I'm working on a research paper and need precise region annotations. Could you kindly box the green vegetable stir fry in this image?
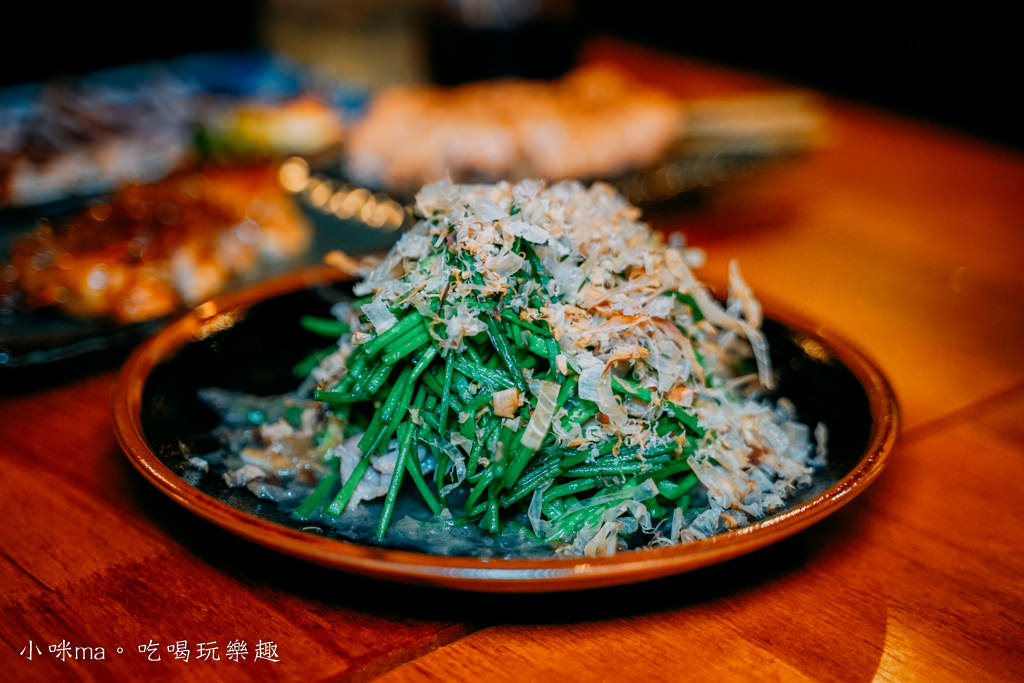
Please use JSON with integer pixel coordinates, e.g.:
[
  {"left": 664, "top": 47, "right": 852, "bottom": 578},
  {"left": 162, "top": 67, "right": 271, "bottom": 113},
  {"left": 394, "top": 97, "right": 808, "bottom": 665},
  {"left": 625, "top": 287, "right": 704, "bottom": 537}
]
[{"left": 222, "top": 179, "right": 825, "bottom": 557}]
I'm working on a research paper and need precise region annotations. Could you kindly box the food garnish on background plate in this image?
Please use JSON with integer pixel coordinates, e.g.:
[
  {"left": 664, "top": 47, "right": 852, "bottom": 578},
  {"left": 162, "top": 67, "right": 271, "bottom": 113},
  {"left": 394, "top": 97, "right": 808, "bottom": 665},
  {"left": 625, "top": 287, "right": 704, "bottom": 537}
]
[{"left": 194, "top": 94, "right": 347, "bottom": 162}]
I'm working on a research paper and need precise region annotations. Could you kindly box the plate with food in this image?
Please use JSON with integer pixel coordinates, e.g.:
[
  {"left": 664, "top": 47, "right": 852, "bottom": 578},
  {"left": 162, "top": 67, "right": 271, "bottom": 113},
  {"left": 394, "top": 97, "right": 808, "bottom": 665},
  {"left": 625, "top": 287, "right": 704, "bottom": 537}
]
[
  {"left": 112, "top": 179, "right": 896, "bottom": 592},
  {"left": 0, "top": 49, "right": 365, "bottom": 211},
  {"left": 0, "top": 159, "right": 407, "bottom": 385},
  {"left": 339, "top": 64, "right": 828, "bottom": 208}
]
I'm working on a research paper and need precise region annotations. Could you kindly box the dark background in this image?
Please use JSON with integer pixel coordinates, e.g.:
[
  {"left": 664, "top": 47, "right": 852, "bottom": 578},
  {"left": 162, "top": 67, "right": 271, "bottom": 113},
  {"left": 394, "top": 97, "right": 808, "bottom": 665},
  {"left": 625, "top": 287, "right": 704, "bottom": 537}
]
[
  {"left": 2, "top": 3, "right": 1019, "bottom": 151},
  {"left": 584, "top": 5, "right": 1021, "bottom": 152}
]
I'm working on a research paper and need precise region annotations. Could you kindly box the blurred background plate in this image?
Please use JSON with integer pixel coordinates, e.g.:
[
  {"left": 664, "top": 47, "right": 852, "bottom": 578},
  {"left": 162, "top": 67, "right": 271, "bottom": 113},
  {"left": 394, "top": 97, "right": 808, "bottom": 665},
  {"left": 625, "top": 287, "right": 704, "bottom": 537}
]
[{"left": 0, "top": 163, "right": 406, "bottom": 390}]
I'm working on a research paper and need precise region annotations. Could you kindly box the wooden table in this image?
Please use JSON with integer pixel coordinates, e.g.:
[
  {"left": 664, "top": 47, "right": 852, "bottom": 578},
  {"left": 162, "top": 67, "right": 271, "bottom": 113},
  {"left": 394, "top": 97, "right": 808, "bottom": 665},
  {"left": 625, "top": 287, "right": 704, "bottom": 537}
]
[{"left": 2, "top": 39, "right": 1022, "bottom": 681}]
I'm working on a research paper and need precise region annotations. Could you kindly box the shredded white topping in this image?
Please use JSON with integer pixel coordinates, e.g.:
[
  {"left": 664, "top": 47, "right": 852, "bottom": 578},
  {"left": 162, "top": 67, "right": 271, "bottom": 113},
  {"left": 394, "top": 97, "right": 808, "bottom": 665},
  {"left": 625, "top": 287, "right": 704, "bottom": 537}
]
[{"left": 316, "top": 178, "right": 824, "bottom": 552}]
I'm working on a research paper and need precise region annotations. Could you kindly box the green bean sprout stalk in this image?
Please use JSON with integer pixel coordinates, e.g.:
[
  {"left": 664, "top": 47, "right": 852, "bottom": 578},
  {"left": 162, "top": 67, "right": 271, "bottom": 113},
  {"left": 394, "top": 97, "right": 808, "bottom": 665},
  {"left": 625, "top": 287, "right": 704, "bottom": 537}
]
[{"left": 283, "top": 178, "right": 826, "bottom": 556}]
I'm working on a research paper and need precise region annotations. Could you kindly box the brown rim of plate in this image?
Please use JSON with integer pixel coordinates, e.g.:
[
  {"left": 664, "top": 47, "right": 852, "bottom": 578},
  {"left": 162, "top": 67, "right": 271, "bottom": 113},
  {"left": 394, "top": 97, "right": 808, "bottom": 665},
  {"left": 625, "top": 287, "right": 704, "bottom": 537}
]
[{"left": 111, "top": 265, "right": 899, "bottom": 593}]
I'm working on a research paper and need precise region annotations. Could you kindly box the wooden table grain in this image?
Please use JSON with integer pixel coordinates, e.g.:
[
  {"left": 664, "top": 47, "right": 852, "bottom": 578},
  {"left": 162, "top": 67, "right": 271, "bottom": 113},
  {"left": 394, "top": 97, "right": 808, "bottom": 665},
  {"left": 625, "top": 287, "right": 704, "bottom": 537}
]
[{"left": 2, "top": 39, "right": 1022, "bottom": 682}]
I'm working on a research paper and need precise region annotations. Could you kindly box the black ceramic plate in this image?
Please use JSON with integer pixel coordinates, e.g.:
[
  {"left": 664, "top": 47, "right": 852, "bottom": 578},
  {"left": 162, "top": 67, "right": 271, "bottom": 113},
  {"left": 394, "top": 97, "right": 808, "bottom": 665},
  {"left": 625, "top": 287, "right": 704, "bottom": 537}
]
[{"left": 112, "top": 268, "right": 898, "bottom": 592}]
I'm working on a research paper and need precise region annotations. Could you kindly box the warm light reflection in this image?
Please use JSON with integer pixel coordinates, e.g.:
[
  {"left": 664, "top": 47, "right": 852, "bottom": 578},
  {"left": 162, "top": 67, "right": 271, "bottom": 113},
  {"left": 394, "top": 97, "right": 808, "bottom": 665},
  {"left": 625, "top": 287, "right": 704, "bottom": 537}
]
[
  {"left": 339, "top": 188, "right": 370, "bottom": 218},
  {"left": 307, "top": 179, "right": 332, "bottom": 208},
  {"left": 328, "top": 190, "right": 349, "bottom": 216},
  {"left": 195, "top": 301, "right": 218, "bottom": 319},
  {"left": 799, "top": 336, "right": 832, "bottom": 363},
  {"left": 195, "top": 311, "right": 238, "bottom": 340},
  {"left": 277, "top": 156, "right": 310, "bottom": 193},
  {"left": 277, "top": 157, "right": 408, "bottom": 233},
  {"left": 358, "top": 196, "right": 379, "bottom": 224}
]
